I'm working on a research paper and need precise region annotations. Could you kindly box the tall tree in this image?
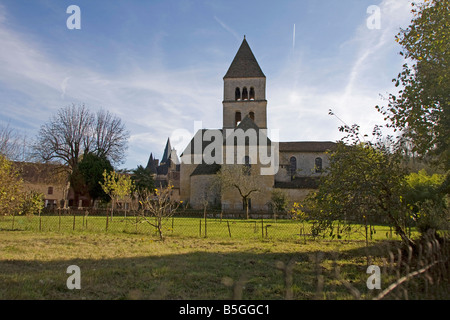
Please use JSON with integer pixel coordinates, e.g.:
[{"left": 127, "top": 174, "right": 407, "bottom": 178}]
[
  {"left": 33, "top": 104, "right": 129, "bottom": 202},
  {"left": 78, "top": 152, "right": 114, "bottom": 203},
  {"left": 33, "top": 104, "right": 130, "bottom": 170},
  {"left": 376, "top": 0, "right": 450, "bottom": 169},
  {"left": 0, "top": 123, "right": 30, "bottom": 161}
]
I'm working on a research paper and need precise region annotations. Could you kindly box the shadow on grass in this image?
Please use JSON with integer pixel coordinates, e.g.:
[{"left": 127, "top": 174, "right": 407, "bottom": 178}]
[{"left": 0, "top": 248, "right": 378, "bottom": 300}]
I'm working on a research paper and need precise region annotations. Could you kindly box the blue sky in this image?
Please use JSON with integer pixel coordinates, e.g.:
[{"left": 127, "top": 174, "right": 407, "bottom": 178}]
[{"left": 0, "top": 0, "right": 416, "bottom": 169}]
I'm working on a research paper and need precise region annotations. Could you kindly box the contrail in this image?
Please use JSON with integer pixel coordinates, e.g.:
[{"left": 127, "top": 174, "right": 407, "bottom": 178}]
[
  {"left": 293, "top": 24, "right": 296, "bottom": 50},
  {"left": 214, "top": 16, "right": 240, "bottom": 41}
]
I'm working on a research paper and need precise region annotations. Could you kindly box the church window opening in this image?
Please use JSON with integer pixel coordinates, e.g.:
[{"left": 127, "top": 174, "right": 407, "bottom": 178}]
[
  {"left": 249, "top": 87, "right": 255, "bottom": 100},
  {"left": 235, "top": 111, "right": 242, "bottom": 126},
  {"left": 242, "top": 87, "right": 248, "bottom": 100},
  {"left": 235, "top": 87, "right": 241, "bottom": 101},
  {"left": 244, "top": 156, "right": 251, "bottom": 175},
  {"left": 289, "top": 156, "right": 297, "bottom": 179},
  {"left": 315, "top": 157, "right": 323, "bottom": 173},
  {"left": 249, "top": 111, "right": 255, "bottom": 121}
]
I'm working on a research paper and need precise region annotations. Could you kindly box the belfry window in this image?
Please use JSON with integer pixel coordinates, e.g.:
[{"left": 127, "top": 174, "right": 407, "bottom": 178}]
[
  {"left": 249, "top": 112, "right": 255, "bottom": 121},
  {"left": 242, "top": 87, "right": 248, "bottom": 100},
  {"left": 249, "top": 87, "right": 255, "bottom": 100},
  {"left": 315, "top": 157, "right": 323, "bottom": 173},
  {"left": 289, "top": 156, "right": 297, "bottom": 179},
  {"left": 235, "top": 87, "right": 241, "bottom": 101},
  {"left": 235, "top": 111, "right": 242, "bottom": 126}
]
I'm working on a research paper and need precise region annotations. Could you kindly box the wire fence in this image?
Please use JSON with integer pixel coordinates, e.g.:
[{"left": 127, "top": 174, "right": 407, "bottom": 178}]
[
  {"left": 0, "top": 207, "right": 409, "bottom": 242},
  {"left": 223, "top": 231, "right": 449, "bottom": 300},
  {"left": 0, "top": 209, "right": 448, "bottom": 299}
]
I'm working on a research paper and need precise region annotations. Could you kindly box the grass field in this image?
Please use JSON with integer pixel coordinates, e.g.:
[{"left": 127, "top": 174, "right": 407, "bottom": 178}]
[
  {"left": 1, "top": 215, "right": 447, "bottom": 300},
  {"left": 0, "top": 213, "right": 406, "bottom": 242}
]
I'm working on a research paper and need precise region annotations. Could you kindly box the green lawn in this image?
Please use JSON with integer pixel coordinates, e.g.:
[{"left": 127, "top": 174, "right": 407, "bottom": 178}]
[
  {"left": 0, "top": 214, "right": 407, "bottom": 242},
  {"left": 0, "top": 231, "right": 385, "bottom": 300},
  {"left": 1, "top": 215, "right": 444, "bottom": 300}
]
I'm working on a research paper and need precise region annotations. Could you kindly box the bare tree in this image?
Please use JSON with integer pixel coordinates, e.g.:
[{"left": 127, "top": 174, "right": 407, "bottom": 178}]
[
  {"left": 33, "top": 103, "right": 130, "bottom": 170},
  {"left": 137, "top": 184, "right": 181, "bottom": 241},
  {"left": 216, "top": 164, "right": 260, "bottom": 219},
  {"left": 94, "top": 109, "right": 129, "bottom": 165},
  {"left": 0, "top": 122, "right": 30, "bottom": 161}
]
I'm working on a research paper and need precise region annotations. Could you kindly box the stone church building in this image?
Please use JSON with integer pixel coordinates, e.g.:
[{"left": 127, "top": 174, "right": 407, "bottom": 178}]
[{"left": 147, "top": 37, "right": 335, "bottom": 213}]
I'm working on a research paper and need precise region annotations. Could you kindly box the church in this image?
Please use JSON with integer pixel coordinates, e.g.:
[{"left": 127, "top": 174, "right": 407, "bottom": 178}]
[{"left": 147, "top": 37, "right": 336, "bottom": 213}]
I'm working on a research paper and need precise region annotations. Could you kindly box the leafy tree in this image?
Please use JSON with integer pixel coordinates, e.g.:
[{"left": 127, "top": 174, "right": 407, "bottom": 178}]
[
  {"left": 404, "top": 169, "right": 449, "bottom": 234},
  {"left": 306, "top": 123, "right": 414, "bottom": 246},
  {"left": 100, "top": 170, "right": 134, "bottom": 219},
  {"left": 376, "top": 0, "right": 450, "bottom": 169},
  {"left": 0, "top": 155, "right": 24, "bottom": 217},
  {"left": 130, "top": 165, "right": 154, "bottom": 197},
  {"left": 270, "top": 188, "right": 290, "bottom": 219},
  {"left": 21, "top": 191, "right": 44, "bottom": 216},
  {"left": 78, "top": 152, "right": 114, "bottom": 204}
]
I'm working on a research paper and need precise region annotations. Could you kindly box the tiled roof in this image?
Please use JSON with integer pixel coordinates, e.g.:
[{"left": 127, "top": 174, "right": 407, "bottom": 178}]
[
  {"left": 274, "top": 177, "right": 320, "bottom": 189},
  {"left": 279, "top": 141, "right": 336, "bottom": 153},
  {"left": 13, "top": 161, "right": 67, "bottom": 184},
  {"left": 190, "top": 163, "right": 221, "bottom": 176},
  {"left": 224, "top": 38, "right": 265, "bottom": 79},
  {"left": 181, "top": 118, "right": 272, "bottom": 157}
]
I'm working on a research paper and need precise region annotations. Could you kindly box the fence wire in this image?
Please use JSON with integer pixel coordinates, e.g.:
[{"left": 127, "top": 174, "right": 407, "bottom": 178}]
[{"left": 0, "top": 208, "right": 410, "bottom": 242}]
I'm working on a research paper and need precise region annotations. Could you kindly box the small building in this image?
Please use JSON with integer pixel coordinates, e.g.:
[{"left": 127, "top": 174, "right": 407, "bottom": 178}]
[{"left": 13, "top": 161, "right": 72, "bottom": 208}]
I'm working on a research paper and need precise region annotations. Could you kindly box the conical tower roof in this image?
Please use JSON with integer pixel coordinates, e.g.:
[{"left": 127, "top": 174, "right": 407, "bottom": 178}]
[
  {"left": 224, "top": 37, "right": 265, "bottom": 79},
  {"left": 145, "top": 153, "right": 157, "bottom": 173},
  {"left": 161, "top": 138, "right": 172, "bottom": 164}
]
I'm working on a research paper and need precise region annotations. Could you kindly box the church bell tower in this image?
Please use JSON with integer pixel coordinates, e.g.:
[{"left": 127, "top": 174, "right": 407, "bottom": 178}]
[{"left": 223, "top": 37, "right": 267, "bottom": 130}]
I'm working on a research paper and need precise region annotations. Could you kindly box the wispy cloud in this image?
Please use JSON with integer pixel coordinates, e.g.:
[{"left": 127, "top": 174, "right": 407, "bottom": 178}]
[
  {"left": 214, "top": 16, "right": 241, "bottom": 41},
  {"left": 268, "top": 0, "right": 414, "bottom": 143},
  {"left": 0, "top": 6, "right": 222, "bottom": 168}
]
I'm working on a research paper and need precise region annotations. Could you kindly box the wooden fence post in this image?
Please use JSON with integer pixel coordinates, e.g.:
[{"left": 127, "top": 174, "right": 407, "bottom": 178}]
[
  {"left": 261, "top": 218, "right": 264, "bottom": 238},
  {"left": 227, "top": 220, "right": 232, "bottom": 238},
  {"left": 58, "top": 208, "right": 61, "bottom": 232}
]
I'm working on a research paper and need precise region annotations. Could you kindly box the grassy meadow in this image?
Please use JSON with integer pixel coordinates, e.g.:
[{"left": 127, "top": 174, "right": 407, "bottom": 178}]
[{"left": 1, "top": 215, "right": 446, "bottom": 300}]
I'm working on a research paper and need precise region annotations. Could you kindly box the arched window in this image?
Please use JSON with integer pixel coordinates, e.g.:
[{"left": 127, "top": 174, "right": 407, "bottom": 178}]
[
  {"left": 249, "top": 87, "right": 255, "bottom": 100},
  {"left": 235, "top": 111, "right": 241, "bottom": 126},
  {"left": 244, "top": 156, "right": 251, "bottom": 175},
  {"left": 242, "top": 87, "right": 248, "bottom": 100},
  {"left": 249, "top": 111, "right": 255, "bottom": 121},
  {"left": 289, "top": 156, "right": 297, "bottom": 178},
  {"left": 315, "top": 157, "right": 323, "bottom": 173},
  {"left": 235, "top": 87, "right": 241, "bottom": 101}
]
